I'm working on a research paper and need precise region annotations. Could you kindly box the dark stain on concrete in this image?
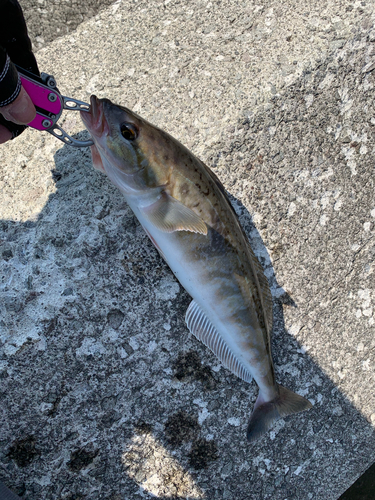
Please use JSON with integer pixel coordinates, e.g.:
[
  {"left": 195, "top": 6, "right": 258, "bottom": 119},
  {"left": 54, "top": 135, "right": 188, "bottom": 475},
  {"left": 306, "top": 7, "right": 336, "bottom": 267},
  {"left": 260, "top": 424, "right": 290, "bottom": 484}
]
[
  {"left": 188, "top": 438, "right": 219, "bottom": 469},
  {"left": 67, "top": 446, "right": 99, "bottom": 472},
  {"left": 7, "top": 436, "right": 39, "bottom": 467},
  {"left": 173, "top": 350, "right": 217, "bottom": 390},
  {"left": 164, "top": 410, "right": 200, "bottom": 446}
]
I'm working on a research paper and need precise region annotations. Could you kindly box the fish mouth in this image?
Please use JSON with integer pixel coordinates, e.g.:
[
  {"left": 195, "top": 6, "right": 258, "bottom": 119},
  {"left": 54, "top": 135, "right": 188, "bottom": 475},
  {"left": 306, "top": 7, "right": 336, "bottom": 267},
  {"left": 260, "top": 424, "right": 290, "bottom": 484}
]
[{"left": 80, "top": 95, "right": 109, "bottom": 138}]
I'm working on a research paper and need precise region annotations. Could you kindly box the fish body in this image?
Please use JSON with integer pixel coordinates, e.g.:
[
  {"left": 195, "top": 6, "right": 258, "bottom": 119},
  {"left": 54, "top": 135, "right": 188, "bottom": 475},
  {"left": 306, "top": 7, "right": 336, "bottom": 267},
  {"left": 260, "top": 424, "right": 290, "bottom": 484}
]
[{"left": 81, "top": 96, "right": 312, "bottom": 441}]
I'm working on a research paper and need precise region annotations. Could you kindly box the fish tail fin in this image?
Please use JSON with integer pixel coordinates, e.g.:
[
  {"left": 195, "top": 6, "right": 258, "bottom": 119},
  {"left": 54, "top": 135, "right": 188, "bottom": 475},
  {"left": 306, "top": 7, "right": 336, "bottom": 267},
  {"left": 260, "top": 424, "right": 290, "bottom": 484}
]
[{"left": 247, "top": 385, "right": 313, "bottom": 442}]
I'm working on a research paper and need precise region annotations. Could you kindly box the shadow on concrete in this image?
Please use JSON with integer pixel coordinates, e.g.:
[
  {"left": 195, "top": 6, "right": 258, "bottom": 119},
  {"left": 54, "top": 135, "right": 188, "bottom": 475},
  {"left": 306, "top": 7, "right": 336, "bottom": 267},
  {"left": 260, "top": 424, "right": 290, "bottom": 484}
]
[{"left": 338, "top": 461, "right": 375, "bottom": 500}]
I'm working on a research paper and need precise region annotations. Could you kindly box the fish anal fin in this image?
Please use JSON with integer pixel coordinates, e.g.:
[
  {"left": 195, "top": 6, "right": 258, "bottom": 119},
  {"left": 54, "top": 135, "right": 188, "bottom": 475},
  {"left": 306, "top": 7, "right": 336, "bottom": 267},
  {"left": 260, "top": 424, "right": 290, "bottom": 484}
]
[
  {"left": 142, "top": 192, "right": 207, "bottom": 235},
  {"left": 185, "top": 300, "right": 252, "bottom": 383}
]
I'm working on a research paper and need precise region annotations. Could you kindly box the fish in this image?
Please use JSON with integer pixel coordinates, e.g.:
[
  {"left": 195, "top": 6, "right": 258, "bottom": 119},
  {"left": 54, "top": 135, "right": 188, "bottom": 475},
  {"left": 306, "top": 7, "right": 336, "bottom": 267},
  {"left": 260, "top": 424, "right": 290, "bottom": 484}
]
[{"left": 80, "top": 96, "right": 312, "bottom": 441}]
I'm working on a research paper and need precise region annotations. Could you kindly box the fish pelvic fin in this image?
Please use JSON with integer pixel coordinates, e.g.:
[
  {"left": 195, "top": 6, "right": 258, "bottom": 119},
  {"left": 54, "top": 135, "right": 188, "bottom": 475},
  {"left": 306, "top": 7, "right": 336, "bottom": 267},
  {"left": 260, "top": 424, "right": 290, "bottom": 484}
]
[{"left": 246, "top": 385, "right": 313, "bottom": 442}]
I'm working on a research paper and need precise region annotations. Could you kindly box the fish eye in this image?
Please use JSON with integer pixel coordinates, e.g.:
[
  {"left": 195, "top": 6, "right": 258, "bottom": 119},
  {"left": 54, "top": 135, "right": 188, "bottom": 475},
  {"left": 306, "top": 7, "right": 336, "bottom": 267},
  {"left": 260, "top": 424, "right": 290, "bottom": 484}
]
[{"left": 120, "top": 122, "right": 138, "bottom": 141}]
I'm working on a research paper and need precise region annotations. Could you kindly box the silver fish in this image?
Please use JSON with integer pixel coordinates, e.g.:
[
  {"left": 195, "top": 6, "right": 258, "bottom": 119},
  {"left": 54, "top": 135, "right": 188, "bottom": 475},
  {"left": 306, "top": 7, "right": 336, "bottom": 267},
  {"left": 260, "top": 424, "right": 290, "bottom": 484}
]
[{"left": 81, "top": 96, "right": 312, "bottom": 441}]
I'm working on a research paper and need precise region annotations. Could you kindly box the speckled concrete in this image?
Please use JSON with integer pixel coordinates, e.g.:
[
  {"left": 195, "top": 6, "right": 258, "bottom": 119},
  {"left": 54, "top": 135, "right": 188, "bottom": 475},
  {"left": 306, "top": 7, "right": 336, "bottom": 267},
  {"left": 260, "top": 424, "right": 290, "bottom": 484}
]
[
  {"left": 19, "top": 0, "right": 116, "bottom": 51},
  {"left": 1, "top": 1, "right": 375, "bottom": 499}
]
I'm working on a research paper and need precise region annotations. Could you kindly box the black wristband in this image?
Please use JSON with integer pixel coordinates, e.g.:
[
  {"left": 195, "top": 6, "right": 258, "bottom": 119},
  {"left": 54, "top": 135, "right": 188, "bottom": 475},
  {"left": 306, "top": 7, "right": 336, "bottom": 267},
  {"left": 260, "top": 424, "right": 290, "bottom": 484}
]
[
  {"left": 0, "top": 48, "right": 25, "bottom": 139},
  {"left": 0, "top": 53, "right": 21, "bottom": 107}
]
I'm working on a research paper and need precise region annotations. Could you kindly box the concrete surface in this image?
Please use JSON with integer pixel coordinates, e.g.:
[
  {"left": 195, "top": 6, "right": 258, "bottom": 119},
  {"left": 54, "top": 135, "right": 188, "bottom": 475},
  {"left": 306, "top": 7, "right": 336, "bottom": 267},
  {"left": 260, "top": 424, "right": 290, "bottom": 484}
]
[
  {"left": 1, "top": 0, "right": 375, "bottom": 499},
  {"left": 19, "top": 0, "right": 116, "bottom": 51}
]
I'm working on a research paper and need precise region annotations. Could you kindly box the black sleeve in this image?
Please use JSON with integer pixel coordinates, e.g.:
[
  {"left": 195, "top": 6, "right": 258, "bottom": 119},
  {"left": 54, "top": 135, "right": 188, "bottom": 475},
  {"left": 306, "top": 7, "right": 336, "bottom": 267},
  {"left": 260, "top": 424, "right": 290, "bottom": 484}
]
[
  {"left": 0, "top": 46, "right": 21, "bottom": 108},
  {"left": 0, "top": 0, "right": 39, "bottom": 138},
  {"left": 0, "top": 0, "right": 39, "bottom": 74}
]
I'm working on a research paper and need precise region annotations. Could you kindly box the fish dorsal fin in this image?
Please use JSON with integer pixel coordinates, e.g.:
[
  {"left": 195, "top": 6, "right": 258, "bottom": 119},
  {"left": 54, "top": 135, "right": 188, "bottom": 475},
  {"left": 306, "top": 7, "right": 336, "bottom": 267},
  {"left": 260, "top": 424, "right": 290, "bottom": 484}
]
[
  {"left": 246, "top": 243, "right": 274, "bottom": 336},
  {"left": 141, "top": 192, "right": 207, "bottom": 235},
  {"left": 233, "top": 272, "right": 255, "bottom": 306},
  {"left": 185, "top": 300, "right": 253, "bottom": 383},
  {"left": 241, "top": 240, "right": 273, "bottom": 338}
]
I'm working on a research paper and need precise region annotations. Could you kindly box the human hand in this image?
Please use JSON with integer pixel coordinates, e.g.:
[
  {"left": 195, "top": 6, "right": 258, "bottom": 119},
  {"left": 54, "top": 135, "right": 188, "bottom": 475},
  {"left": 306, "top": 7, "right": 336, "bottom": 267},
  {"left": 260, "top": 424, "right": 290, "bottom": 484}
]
[
  {"left": 0, "top": 85, "right": 36, "bottom": 143},
  {"left": 0, "top": 0, "right": 39, "bottom": 144}
]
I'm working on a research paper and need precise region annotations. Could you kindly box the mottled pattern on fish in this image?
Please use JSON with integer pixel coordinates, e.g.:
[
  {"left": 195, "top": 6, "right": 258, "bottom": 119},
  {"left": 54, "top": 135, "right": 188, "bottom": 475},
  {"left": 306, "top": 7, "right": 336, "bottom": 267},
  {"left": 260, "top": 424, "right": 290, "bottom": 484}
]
[
  {"left": 123, "top": 123, "right": 275, "bottom": 387},
  {"left": 116, "top": 116, "right": 274, "bottom": 351},
  {"left": 81, "top": 96, "right": 312, "bottom": 441}
]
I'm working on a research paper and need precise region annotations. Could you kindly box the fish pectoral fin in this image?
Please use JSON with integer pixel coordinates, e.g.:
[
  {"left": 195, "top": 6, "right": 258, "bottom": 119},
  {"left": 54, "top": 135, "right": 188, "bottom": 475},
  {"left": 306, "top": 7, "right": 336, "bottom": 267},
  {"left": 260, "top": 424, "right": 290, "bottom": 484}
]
[
  {"left": 185, "top": 300, "right": 253, "bottom": 383},
  {"left": 141, "top": 192, "right": 207, "bottom": 235}
]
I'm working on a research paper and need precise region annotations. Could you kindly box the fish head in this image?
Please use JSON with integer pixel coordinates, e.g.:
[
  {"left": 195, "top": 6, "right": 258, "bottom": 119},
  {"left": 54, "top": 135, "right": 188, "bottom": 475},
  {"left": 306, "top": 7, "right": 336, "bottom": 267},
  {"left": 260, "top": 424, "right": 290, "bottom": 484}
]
[
  {"left": 81, "top": 96, "right": 174, "bottom": 194},
  {"left": 81, "top": 95, "right": 144, "bottom": 176}
]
